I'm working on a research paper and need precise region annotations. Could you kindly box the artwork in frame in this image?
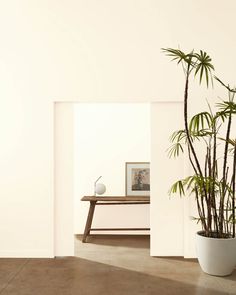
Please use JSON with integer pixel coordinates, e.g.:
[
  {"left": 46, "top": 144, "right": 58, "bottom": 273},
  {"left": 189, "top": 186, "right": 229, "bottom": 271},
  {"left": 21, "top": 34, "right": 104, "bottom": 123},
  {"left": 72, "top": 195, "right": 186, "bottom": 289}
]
[{"left": 125, "top": 162, "right": 150, "bottom": 196}]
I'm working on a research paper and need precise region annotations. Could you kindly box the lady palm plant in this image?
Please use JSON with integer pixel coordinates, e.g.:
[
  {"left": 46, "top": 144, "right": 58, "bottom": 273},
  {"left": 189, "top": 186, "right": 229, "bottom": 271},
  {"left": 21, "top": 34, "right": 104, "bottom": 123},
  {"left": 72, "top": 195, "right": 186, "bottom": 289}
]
[{"left": 163, "top": 48, "right": 236, "bottom": 238}]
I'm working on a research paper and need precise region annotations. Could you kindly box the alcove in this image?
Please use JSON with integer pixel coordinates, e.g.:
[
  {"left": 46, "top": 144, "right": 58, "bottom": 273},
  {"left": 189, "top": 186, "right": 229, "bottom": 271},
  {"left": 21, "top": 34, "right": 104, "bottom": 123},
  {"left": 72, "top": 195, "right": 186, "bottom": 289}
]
[{"left": 54, "top": 101, "right": 185, "bottom": 257}]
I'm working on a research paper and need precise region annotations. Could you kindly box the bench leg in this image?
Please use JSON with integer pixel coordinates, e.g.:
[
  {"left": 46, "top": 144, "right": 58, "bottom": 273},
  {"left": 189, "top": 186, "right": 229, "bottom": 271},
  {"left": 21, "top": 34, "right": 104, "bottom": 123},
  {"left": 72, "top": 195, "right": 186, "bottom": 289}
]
[{"left": 82, "top": 201, "right": 96, "bottom": 243}]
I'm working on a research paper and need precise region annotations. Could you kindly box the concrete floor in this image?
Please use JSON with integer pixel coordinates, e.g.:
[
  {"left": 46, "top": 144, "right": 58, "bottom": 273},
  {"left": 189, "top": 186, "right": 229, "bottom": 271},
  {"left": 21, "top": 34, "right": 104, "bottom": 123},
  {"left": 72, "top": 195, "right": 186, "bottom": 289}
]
[{"left": 0, "top": 235, "right": 235, "bottom": 294}]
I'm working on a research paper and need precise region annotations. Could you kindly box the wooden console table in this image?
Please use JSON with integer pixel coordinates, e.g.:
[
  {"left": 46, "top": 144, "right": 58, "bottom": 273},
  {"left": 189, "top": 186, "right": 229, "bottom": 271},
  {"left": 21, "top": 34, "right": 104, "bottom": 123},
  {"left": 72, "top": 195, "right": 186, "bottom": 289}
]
[{"left": 81, "top": 196, "right": 150, "bottom": 242}]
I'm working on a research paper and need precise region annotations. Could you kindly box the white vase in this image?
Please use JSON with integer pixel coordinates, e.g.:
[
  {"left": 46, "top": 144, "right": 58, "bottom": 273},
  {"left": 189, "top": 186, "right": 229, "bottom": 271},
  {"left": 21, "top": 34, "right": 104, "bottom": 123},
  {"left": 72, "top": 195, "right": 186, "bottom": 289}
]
[{"left": 196, "top": 231, "right": 236, "bottom": 276}]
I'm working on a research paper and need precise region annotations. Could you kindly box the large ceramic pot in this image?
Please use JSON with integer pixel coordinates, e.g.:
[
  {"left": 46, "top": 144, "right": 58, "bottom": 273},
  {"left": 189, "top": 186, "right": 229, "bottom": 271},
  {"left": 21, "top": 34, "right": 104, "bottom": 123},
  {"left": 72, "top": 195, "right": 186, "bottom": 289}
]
[{"left": 196, "top": 231, "right": 236, "bottom": 276}]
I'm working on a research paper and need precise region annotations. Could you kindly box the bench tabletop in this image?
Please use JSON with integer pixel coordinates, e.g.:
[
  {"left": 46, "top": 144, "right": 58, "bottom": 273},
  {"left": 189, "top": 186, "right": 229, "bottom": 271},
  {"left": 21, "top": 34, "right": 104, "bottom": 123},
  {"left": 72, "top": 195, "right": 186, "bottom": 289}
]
[{"left": 81, "top": 196, "right": 150, "bottom": 202}]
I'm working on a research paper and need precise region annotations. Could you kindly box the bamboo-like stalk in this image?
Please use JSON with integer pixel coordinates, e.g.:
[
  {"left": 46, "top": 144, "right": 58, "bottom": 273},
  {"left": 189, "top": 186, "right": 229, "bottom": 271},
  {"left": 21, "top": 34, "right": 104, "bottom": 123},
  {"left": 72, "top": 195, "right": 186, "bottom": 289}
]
[
  {"left": 232, "top": 145, "right": 236, "bottom": 238},
  {"left": 226, "top": 189, "right": 230, "bottom": 234},
  {"left": 183, "top": 71, "right": 209, "bottom": 235},
  {"left": 208, "top": 144, "right": 213, "bottom": 233},
  {"left": 211, "top": 124, "right": 219, "bottom": 234},
  {"left": 187, "top": 145, "right": 207, "bottom": 231},
  {"left": 184, "top": 75, "right": 205, "bottom": 181},
  {"left": 195, "top": 187, "right": 205, "bottom": 230},
  {"left": 223, "top": 167, "right": 229, "bottom": 235},
  {"left": 205, "top": 147, "right": 212, "bottom": 233},
  {"left": 220, "top": 112, "right": 232, "bottom": 236}
]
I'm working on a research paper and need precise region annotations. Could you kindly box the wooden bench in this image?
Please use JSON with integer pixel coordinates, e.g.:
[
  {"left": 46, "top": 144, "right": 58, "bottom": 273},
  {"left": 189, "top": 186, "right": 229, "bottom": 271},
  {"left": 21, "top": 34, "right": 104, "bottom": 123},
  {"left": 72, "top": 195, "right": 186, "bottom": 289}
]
[{"left": 81, "top": 196, "right": 150, "bottom": 242}]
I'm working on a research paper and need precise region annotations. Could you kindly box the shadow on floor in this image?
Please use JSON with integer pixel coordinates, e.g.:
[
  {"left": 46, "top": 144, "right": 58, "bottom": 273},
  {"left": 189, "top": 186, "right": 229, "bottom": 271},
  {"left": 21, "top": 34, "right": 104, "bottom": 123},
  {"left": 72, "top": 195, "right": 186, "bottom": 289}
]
[
  {"left": 75, "top": 234, "right": 150, "bottom": 249},
  {"left": 0, "top": 257, "right": 232, "bottom": 295},
  {"left": 154, "top": 256, "right": 198, "bottom": 264}
]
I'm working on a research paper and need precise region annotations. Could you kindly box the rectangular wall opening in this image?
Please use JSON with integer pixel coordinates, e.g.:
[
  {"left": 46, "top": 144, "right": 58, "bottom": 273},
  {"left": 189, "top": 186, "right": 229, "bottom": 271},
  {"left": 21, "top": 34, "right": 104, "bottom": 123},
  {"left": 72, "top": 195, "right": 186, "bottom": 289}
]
[{"left": 55, "top": 102, "right": 151, "bottom": 257}]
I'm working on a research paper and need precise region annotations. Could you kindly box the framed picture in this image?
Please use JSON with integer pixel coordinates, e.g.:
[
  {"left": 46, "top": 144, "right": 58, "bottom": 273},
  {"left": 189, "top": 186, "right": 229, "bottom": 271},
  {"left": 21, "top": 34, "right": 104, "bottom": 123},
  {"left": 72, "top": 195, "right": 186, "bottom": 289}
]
[{"left": 125, "top": 162, "right": 150, "bottom": 196}]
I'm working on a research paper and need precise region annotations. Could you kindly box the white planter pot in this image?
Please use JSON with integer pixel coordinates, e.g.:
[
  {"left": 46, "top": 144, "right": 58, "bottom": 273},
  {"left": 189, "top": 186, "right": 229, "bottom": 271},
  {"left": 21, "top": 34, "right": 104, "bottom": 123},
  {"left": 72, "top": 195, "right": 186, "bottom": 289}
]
[{"left": 196, "top": 231, "right": 236, "bottom": 276}]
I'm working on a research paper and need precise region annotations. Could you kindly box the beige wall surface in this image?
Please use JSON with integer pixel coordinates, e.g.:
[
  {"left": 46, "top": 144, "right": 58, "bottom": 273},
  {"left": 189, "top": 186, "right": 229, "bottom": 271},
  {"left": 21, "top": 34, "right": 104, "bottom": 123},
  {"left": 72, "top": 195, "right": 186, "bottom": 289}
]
[
  {"left": 0, "top": 0, "right": 235, "bottom": 257},
  {"left": 151, "top": 102, "right": 184, "bottom": 256},
  {"left": 74, "top": 103, "right": 150, "bottom": 235},
  {"left": 54, "top": 103, "right": 74, "bottom": 256}
]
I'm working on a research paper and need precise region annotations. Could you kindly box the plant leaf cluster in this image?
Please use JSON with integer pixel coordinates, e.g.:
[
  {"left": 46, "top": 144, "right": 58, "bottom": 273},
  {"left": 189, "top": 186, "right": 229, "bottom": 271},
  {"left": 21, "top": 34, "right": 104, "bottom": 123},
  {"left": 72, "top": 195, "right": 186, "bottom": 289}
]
[{"left": 163, "top": 47, "right": 236, "bottom": 238}]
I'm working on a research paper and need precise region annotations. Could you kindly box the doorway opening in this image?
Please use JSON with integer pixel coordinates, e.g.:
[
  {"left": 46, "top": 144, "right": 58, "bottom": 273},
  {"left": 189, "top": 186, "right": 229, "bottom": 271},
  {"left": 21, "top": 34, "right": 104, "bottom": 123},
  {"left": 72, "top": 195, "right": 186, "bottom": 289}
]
[{"left": 54, "top": 102, "right": 151, "bottom": 257}]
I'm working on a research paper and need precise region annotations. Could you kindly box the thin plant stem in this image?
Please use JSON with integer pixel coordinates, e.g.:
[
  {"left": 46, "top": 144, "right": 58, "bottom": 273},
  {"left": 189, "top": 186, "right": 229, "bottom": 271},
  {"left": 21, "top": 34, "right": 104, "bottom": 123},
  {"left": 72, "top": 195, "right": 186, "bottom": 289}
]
[
  {"left": 232, "top": 145, "right": 236, "bottom": 237},
  {"left": 220, "top": 112, "right": 232, "bottom": 236}
]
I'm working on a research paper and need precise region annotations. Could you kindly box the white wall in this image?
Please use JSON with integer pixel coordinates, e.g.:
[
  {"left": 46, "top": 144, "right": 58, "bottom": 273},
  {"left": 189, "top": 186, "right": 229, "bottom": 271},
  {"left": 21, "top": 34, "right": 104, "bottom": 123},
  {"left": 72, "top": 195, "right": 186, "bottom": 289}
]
[
  {"left": 74, "top": 103, "right": 150, "bottom": 234},
  {"left": 0, "top": 0, "right": 236, "bottom": 257},
  {"left": 0, "top": 100, "right": 54, "bottom": 258},
  {"left": 54, "top": 103, "right": 74, "bottom": 256},
  {"left": 151, "top": 102, "right": 185, "bottom": 256}
]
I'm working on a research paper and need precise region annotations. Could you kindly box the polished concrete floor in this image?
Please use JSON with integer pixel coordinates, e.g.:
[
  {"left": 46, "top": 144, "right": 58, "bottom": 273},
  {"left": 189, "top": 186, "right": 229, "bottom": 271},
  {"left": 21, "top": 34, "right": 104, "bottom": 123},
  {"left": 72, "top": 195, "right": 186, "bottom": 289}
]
[{"left": 0, "top": 235, "right": 235, "bottom": 294}]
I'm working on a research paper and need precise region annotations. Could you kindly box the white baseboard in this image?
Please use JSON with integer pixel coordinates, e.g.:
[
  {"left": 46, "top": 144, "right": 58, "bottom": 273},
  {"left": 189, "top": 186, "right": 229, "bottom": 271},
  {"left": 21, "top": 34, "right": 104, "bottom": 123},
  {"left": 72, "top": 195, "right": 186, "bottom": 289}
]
[{"left": 0, "top": 250, "right": 54, "bottom": 258}]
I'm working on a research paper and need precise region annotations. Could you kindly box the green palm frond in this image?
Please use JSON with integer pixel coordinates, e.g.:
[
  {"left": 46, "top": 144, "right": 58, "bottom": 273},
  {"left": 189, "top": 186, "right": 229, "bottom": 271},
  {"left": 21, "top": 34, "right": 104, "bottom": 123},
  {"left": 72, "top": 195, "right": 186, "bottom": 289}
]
[
  {"left": 170, "top": 129, "right": 187, "bottom": 143},
  {"left": 183, "top": 175, "right": 200, "bottom": 190},
  {"left": 193, "top": 50, "right": 214, "bottom": 86},
  {"left": 169, "top": 175, "right": 197, "bottom": 196},
  {"left": 170, "top": 129, "right": 202, "bottom": 144},
  {"left": 185, "top": 175, "right": 210, "bottom": 193},
  {"left": 189, "top": 112, "right": 213, "bottom": 133},
  {"left": 163, "top": 48, "right": 214, "bottom": 86},
  {"left": 214, "top": 110, "right": 229, "bottom": 122},
  {"left": 218, "top": 137, "right": 236, "bottom": 147},
  {"left": 162, "top": 48, "right": 191, "bottom": 65},
  {"left": 169, "top": 175, "right": 206, "bottom": 196},
  {"left": 169, "top": 179, "right": 186, "bottom": 196},
  {"left": 170, "top": 174, "right": 223, "bottom": 197},
  {"left": 216, "top": 101, "right": 236, "bottom": 114},
  {"left": 167, "top": 143, "right": 184, "bottom": 158},
  {"left": 191, "top": 129, "right": 214, "bottom": 138}
]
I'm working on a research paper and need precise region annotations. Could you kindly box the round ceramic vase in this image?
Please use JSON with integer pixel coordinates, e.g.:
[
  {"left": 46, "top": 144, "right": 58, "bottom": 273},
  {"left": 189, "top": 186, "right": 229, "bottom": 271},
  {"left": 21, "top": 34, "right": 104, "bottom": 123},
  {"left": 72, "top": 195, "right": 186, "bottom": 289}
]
[
  {"left": 196, "top": 231, "right": 236, "bottom": 276},
  {"left": 95, "top": 183, "right": 106, "bottom": 195}
]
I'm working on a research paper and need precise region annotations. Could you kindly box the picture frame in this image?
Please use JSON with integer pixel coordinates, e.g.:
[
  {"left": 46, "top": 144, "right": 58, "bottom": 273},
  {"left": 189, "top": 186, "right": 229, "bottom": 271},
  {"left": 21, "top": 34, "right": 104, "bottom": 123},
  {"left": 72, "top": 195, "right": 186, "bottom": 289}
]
[{"left": 125, "top": 162, "right": 150, "bottom": 196}]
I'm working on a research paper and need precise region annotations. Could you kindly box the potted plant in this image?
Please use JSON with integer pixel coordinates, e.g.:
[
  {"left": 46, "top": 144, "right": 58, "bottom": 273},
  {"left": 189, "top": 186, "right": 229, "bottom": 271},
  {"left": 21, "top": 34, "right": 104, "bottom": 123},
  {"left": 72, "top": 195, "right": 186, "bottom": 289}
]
[{"left": 163, "top": 48, "right": 236, "bottom": 276}]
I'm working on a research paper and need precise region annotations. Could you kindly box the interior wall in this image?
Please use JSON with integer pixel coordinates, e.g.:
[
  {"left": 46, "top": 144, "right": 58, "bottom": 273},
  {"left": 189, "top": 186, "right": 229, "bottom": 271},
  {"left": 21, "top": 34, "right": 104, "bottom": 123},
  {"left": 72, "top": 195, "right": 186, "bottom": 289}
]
[
  {"left": 54, "top": 103, "right": 74, "bottom": 256},
  {"left": 151, "top": 102, "right": 185, "bottom": 256},
  {"left": 74, "top": 103, "right": 150, "bottom": 234},
  {"left": 0, "top": 0, "right": 236, "bottom": 257},
  {"left": 0, "top": 100, "right": 54, "bottom": 258}
]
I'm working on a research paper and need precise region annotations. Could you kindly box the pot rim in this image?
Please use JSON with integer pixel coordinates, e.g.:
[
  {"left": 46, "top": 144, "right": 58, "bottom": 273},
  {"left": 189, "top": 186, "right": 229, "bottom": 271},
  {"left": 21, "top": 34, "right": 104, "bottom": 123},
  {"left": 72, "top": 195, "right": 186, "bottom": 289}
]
[{"left": 196, "top": 230, "right": 236, "bottom": 241}]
